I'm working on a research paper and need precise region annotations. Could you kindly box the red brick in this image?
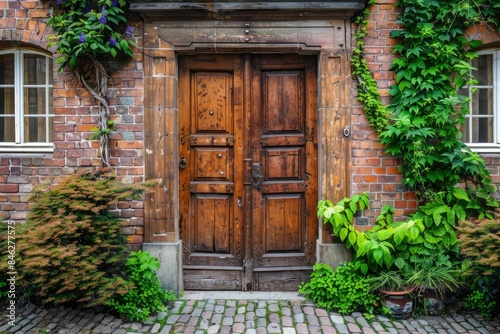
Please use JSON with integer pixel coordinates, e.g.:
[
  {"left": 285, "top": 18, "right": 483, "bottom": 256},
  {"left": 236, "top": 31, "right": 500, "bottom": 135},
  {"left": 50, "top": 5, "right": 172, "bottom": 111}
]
[{"left": 0, "top": 184, "right": 19, "bottom": 193}]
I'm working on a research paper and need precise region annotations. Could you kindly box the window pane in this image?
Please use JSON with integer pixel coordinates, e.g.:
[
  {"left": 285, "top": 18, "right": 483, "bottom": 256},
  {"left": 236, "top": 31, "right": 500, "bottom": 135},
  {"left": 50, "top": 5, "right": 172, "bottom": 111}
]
[
  {"left": 24, "top": 54, "right": 47, "bottom": 85},
  {"left": 471, "top": 54, "right": 493, "bottom": 86},
  {"left": 24, "top": 87, "right": 47, "bottom": 114},
  {"left": 0, "top": 88, "right": 15, "bottom": 115},
  {"left": 0, "top": 54, "right": 15, "bottom": 85},
  {"left": 471, "top": 117, "right": 493, "bottom": 143},
  {"left": 24, "top": 117, "right": 46, "bottom": 142},
  {"left": 471, "top": 88, "right": 493, "bottom": 116},
  {"left": 0, "top": 117, "right": 15, "bottom": 142}
]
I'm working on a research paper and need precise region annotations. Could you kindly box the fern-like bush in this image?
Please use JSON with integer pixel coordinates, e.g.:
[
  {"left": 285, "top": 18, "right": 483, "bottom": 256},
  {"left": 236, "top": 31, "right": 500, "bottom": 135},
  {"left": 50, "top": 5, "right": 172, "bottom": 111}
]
[
  {"left": 106, "top": 250, "right": 176, "bottom": 321},
  {"left": 17, "top": 168, "right": 152, "bottom": 307},
  {"left": 457, "top": 211, "right": 500, "bottom": 318},
  {"left": 298, "top": 262, "right": 382, "bottom": 318}
]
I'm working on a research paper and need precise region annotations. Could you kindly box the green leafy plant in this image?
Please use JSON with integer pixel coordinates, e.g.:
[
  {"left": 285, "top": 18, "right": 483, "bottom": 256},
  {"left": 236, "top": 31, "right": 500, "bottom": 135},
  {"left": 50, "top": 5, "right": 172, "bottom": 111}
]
[
  {"left": 298, "top": 262, "right": 383, "bottom": 318},
  {"left": 378, "top": 0, "right": 499, "bottom": 205},
  {"left": 106, "top": 250, "right": 176, "bottom": 321},
  {"left": 463, "top": 287, "right": 498, "bottom": 319},
  {"left": 47, "top": 0, "right": 137, "bottom": 166},
  {"left": 406, "top": 251, "right": 462, "bottom": 296},
  {"left": 318, "top": 194, "right": 426, "bottom": 274},
  {"left": 351, "top": 0, "right": 388, "bottom": 134},
  {"left": 17, "top": 168, "right": 153, "bottom": 307},
  {"left": 48, "top": 0, "right": 135, "bottom": 71}
]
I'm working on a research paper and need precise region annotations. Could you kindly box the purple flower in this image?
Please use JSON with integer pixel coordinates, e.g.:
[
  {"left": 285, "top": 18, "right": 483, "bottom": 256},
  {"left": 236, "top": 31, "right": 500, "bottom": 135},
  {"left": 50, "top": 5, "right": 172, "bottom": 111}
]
[
  {"left": 99, "top": 6, "right": 107, "bottom": 24},
  {"left": 79, "top": 32, "right": 86, "bottom": 43},
  {"left": 56, "top": 0, "right": 63, "bottom": 5},
  {"left": 124, "top": 26, "right": 133, "bottom": 37},
  {"left": 109, "top": 37, "right": 117, "bottom": 47},
  {"left": 84, "top": 5, "right": 92, "bottom": 13},
  {"left": 111, "top": 0, "right": 118, "bottom": 6}
]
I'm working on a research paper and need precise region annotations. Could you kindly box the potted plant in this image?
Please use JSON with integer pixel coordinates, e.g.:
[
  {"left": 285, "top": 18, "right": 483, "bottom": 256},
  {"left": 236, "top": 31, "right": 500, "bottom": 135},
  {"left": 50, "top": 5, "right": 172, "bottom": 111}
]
[
  {"left": 406, "top": 251, "right": 462, "bottom": 315},
  {"left": 367, "top": 270, "right": 416, "bottom": 319}
]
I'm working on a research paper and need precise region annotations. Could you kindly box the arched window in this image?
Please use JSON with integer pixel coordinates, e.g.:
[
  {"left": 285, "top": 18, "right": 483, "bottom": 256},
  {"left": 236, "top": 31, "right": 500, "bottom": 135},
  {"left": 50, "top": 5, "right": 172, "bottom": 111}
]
[
  {"left": 0, "top": 48, "right": 54, "bottom": 153},
  {"left": 461, "top": 49, "right": 500, "bottom": 151}
]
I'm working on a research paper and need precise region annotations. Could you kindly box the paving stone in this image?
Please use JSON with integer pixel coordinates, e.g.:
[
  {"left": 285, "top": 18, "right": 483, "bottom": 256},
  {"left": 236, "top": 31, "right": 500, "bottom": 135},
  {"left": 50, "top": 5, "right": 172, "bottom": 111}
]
[
  {"left": 330, "top": 313, "right": 344, "bottom": 324},
  {"left": 268, "top": 303, "right": 279, "bottom": 312},
  {"left": 308, "top": 325, "right": 322, "bottom": 334},
  {"left": 283, "top": 328, "right": 297, "bottom": 334},
  {"left": 256, "top": 308, "right": 266, "bottom": 317},
  {"left": 321, "top": 325, "right": 336, "bottom": 334},
  {"left": 293, "top": 313, "right": 304, "bottom": 323},
  {"left": 206, "top": 324, "right": 220, "bottom": 334},
  {"left": 282, "top": 316, "right": 293, "bottom": 327},
  {"left": 307, "top": 314, "right": 320, "bottom": 326},
  {"left": 222, "top": 316, "right": 234, "bottom": 326},
  {"left": 225, "top": 307, "right": 236, "bottom": 316},
  {"left": 256, "top": 317, "right": 267, "bottom": 327},
  {"left": 282, "top": 307, "right": 292, "bottom": 317},
  {"left": 334, "top": 322, "right": 349, "bottom": 334},
  {"left": 232, "top": 322, "right": 245, "bottom": 333},
  {"left": 151, "top": 323, "right": 162, "bottom": 334},
  {"left": 269, "top": 313, "right": 280, "bottom": 323},
  {"left": 347, "top": 322, "right": 362, "bottom": 332},
  {"left": 211, "top": 313, "right": 222, "bottom": 325}
]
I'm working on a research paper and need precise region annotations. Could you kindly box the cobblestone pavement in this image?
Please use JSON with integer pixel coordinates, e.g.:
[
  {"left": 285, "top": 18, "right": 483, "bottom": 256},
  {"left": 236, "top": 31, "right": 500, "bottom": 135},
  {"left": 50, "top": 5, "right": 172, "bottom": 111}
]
[{"left": 1, "top": 292, "right": 499, "bottom": 334}]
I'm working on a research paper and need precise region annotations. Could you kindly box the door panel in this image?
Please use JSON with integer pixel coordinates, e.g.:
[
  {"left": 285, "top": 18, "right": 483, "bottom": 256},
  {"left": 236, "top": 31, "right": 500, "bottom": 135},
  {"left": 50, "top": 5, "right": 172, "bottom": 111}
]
[
  {"left": 179, "top": 54, "right": 317, "bottom": 291},
  {"left": 250, "top": 55, "right": 318, "bottom": 291},
  {"left": 179, "top": 55, "right": 244, "bottom": 290}
]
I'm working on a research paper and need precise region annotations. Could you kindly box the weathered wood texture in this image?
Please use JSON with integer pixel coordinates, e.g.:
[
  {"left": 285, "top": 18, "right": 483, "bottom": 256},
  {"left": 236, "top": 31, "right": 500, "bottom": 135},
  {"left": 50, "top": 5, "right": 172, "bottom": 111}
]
[
  {"left": 318, "top": 51, "right": 352, "bottom": 243},
  {"left": 179, "top": 54, "right": 318, "bottom": 291},
  {"left": 143, "top": 47, "right": 180, "bottom": 243},
  {"left": 131, "top": 1, "right": 364, "bottom": 21}
]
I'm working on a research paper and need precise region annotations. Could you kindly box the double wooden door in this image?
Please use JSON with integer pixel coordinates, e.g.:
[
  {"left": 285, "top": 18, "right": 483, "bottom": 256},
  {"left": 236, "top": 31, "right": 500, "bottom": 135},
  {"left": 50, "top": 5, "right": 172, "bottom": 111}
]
[{"left": 179, "top": 54, "right": 318, "bottom": 291}]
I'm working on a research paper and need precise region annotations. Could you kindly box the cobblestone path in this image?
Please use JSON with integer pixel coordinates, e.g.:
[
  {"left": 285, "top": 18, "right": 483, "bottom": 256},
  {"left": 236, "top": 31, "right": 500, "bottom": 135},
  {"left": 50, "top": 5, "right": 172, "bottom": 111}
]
[{"left": 1, "top": 296, "right": 499, "bottom": 333}]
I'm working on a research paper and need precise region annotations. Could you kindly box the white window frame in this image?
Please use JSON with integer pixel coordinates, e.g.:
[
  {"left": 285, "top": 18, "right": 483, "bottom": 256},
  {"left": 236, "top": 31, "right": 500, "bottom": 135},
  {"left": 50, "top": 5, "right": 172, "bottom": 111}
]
[
  {"left": 463, "top": 49, "right": 500, "bottom": 153},
  {"left": 0, "top": 48, "right": 54, "bottom": 153}
]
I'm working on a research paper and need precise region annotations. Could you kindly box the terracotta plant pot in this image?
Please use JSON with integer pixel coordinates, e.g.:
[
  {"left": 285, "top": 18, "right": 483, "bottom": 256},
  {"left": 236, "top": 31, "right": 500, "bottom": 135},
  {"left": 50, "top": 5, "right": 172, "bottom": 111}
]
[{"left": 379, "top": 288, "right": 415, "bottom": 319}]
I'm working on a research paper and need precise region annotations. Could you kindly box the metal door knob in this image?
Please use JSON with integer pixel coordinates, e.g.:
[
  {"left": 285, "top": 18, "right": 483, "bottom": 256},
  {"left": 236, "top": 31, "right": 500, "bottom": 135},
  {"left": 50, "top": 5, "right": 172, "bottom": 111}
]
[{"left": 179, "top": 158, "right": 188, "bottom": 169}]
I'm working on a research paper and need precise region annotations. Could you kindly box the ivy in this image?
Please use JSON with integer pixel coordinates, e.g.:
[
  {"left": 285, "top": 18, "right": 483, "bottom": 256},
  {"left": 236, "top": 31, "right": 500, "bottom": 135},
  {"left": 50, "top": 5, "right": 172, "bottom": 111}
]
[
  {"left": 351, "top": 0, "right": 388, "bottom": 133},
  {"left": 378, "top": 0, "right": 500, "bottom": 204}
]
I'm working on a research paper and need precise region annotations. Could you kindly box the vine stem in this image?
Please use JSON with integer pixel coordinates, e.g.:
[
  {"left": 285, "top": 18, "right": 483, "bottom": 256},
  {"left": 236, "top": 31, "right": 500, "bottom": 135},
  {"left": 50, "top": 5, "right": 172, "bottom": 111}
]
[{"left": 74, "top": 56, "right": 111, "bottom": 167}]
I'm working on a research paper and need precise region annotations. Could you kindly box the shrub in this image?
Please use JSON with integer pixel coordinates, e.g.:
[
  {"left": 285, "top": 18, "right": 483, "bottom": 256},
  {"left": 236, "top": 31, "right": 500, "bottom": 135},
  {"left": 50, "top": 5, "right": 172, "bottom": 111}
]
[
  {"left": 457, "top": 213, "right": 500, "bottom": 318},
  {"left": 106, "top": 250, "right": 176, "bottom": 321},
  {"left": 17, "top": 168, "right": 153, "bottom": 307},
  {"left": 298, "top": 262, "right": 382, "bottom": 317}
]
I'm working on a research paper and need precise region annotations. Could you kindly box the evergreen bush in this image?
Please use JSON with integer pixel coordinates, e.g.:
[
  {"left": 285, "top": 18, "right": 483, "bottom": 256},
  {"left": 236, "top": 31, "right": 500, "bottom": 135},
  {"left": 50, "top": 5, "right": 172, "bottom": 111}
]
[{"left": 17, "top": 168, "right": 153, "bottom": 307}]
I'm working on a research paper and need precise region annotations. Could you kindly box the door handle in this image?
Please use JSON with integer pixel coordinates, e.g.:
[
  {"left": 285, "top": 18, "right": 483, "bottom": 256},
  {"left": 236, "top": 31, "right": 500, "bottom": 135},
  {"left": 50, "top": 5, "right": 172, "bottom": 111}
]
[
  {"left": 252, "top": 163, "right": 264, "bottom": 189},
  {"left": 179, "top": 157, "right": 188, "bottom": 169}
]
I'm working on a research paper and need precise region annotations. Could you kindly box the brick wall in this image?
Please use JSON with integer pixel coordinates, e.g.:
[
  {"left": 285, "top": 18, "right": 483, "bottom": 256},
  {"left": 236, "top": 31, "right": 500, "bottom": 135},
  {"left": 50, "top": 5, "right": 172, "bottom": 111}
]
[
  {"left": 350, "top": 0, "right": 418, "bottom": 227},
  {"left": 1, "top": 0, "right": 499, "bottom": 241},
  {"left": 0, "top": 0, "right": 145, "bottom": 249}
]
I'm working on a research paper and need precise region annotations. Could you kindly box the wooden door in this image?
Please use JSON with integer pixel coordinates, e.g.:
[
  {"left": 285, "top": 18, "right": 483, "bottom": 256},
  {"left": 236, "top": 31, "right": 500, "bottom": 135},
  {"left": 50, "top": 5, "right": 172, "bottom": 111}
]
[{"left": 179, "top": 54, "right": 317, "bottom": 291}]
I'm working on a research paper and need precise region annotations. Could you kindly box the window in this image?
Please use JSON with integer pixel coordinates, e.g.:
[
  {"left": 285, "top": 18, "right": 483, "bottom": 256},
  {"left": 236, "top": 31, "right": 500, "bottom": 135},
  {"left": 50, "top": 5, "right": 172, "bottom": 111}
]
[
  {"left": 0, "top": 48, "right": 54, "bottom": 153},
  {"left": 461, "top": 50, "right": 499, "bottom": 152}
]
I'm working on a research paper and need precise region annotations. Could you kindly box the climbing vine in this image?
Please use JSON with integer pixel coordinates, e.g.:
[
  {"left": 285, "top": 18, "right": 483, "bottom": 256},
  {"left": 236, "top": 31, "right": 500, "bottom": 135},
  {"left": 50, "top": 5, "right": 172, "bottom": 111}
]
[
  {"left": 48, "top": 0, "right": 136, "bottom": 166},
  {"left": 353, "top": 0, "right": 500, "bottom": 209}
]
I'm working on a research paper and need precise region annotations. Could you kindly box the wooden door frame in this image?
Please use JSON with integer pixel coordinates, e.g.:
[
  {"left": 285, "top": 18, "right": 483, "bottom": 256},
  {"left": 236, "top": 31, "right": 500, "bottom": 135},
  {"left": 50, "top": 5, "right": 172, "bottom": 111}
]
[{"left": 141, "top": 21, "right": 353, "bottom": 294}]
